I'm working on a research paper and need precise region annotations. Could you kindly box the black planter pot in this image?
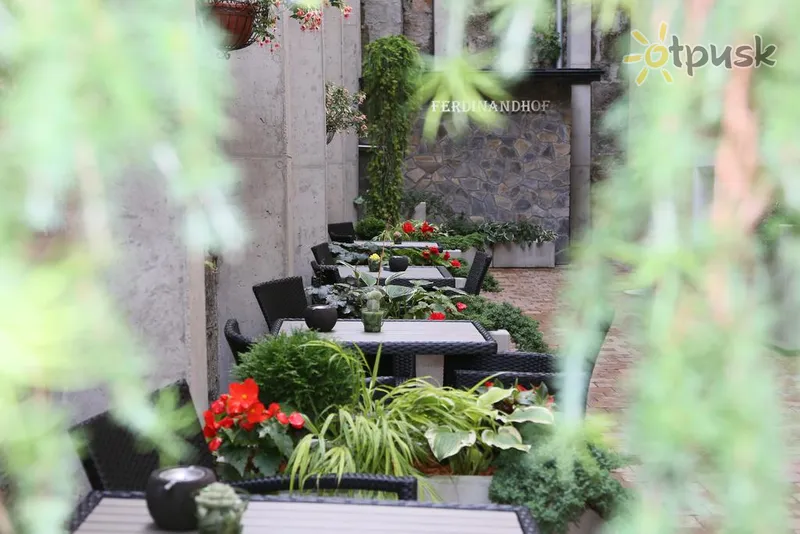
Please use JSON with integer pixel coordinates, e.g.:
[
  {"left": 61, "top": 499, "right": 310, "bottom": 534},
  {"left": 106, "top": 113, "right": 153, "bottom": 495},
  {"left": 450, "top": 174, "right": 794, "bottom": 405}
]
[
  {"left": 388, "top": 256, "right": 409, "bottom": 271},
  {"left": 304, "top": 305, "right": 338, "bottom": 332},
  {"left": 146, "top": 466, "right": 217, "bottom": 531}
]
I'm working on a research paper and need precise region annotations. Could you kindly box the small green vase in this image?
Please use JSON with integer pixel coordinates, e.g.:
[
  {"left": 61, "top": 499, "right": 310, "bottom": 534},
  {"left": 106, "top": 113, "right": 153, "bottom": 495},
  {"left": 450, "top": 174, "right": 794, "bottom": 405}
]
[
  {"left": 368, "top": 260, "right": 380, "bottom": 272},
  {"left": 362, "top": 310, "right": 384, "bottom": 333}
]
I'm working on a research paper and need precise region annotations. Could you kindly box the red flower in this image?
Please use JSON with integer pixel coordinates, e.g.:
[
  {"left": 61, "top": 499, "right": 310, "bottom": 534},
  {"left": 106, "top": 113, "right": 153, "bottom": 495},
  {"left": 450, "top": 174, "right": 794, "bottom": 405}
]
[
  {"left": 450, "top": 259, "right": 461, "bottom": 268},
  {"left": 288, "top": 412, "right": 305, "bottom": 429},
  {"left": 218, "top": 417, "right": 235, "bottom": 429},
  {"left": 246, "top": 402, "right": 269, "bottom": 425},
  {"left": 402, "top": 221, "right": 414, "bottom": 234},
  {"left": 210, "top": 398, "right": 226, "bottom": 415},
  {"left": 228, "top": 378, "right": 259, "bottom": 415},
  {"left": 456, "top": 302, "right": 467, "bottom": 312},
  {"left": 267, "top": 403, "right": 280, "bottom": 418},
  {"left": 515, "top": 384, "right": 527, "bottom": 392},
  {"left": 276, "top": 412, "right": 290, "bottom": 425},
  {"left": 443, "top": 251, "right": 450, "bottom": 260},
  {"left": 240, "top": 420, "right": 255, "bottom": 431},
  {"left": 202, "top": 410, "right": 218, "bottom": 438},
  {"left": 428, "top": 312, "right": 446, "bottom": 320},
  {"left": 429, "top": 245, "right": 439, "bottom": 255},
  {"left": 484, "top": 381, "right": 494, "bottom": 388},
  {"left": 208, "top": 437, "right": 222, "bottom": 452},
  {"left": 547, "top": 395, "right": 555, "bottom": 406},
  {"left": 420, "top": 221, "right": 434, "bottom": 234},
  {"left": 422, "top": 250, "right": 430, "bottom": 259}
]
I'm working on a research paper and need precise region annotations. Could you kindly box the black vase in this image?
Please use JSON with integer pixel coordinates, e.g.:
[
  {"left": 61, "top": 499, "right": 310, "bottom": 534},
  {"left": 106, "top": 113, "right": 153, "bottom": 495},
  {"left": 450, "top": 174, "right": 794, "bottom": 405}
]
[
  {"left": 304, "top": 305, "right": 338, "bottom": 332},
  {"left": 388, "top": 256, "right": 409, "bottom": 272},
  {"left": 146, "top": 466, "right": 217, "bottom": 531}
]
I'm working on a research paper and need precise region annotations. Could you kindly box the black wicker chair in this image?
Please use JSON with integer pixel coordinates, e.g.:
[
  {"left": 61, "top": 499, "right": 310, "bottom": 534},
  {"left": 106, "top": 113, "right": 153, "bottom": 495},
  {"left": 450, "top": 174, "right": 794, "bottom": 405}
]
[
  {"left": 328, "top": 222, "right": 356, "bottom": 243},
  {"left": 446, "top": 313, "right": 615, "bottom": 411},
  {"left": 252, "top": 276, "right": 309, "bottom": 329},
  {"left": 463, "top": 251, "right": 493, "bottom": 295},
  {"left": 311, "top": 242, "right": 336, "bottom": 266},
  {"left": 311, "top": 260, "right": 342, "bottom": 286},
  {"left": 71, "top": 379, "right": 215, "bottom": 492},
  {"left": 233, "top": 473, "right": 418, "bottom": 501},
  {"left": 224, "top": 319, "right": 255, "bottom": 365}
]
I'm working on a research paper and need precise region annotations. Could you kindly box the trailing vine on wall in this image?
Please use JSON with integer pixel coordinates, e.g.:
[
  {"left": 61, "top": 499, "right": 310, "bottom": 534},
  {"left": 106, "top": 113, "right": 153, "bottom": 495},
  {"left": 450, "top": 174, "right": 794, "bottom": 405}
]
[{"left": 362, "top": 35, "right": 422, "bottom": 223}]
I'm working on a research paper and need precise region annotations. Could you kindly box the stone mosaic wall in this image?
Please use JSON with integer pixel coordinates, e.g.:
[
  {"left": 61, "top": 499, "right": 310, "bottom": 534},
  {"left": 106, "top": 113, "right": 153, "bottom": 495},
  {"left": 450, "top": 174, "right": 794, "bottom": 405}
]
[{"left": 404, "top": 82, "right": 572, "bottom": 255}]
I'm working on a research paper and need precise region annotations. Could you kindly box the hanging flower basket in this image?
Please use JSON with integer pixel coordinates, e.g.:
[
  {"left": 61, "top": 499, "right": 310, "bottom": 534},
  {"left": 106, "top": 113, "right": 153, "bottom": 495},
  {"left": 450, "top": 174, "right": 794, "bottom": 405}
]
[
  {"left": 201, "top": 1, "right": 353, "bottom": 54},
  {"left": 207, "top": 0, "right": 263, "bottom": 52}
]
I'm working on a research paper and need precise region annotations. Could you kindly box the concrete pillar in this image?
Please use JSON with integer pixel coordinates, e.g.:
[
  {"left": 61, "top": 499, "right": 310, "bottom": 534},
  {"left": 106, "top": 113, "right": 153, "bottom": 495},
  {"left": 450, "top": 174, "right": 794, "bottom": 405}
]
[
  {"left": 342, "top": 0, "right": 361, "bottom": 223},
  {"left": 433, "top": 0, "right": 448, "bottom": 55},
  {"left": 568, "top": 1, "right": 592, "bottom": 249},
  {"left": 217, "top": 14, "right": 329, "bottom": 390},
  {"left": 324, "top": 3, "right": 361, "bottom": 225}
]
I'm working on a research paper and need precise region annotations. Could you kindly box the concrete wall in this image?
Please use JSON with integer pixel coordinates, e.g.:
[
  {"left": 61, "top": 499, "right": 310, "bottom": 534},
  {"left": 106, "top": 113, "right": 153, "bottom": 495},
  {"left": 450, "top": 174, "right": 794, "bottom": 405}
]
[{"left": 216, "top": 5, "right": 361, "bottom": 391}]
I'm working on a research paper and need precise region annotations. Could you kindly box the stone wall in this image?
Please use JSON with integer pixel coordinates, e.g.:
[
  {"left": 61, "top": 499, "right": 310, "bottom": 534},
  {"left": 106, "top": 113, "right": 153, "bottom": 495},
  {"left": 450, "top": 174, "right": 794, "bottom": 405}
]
[
  {"left": 590, "top": 11, "right": 630, "bottom": 183},
  {"left": 404, "top": 82, "right": 572, "bottom": 255}
]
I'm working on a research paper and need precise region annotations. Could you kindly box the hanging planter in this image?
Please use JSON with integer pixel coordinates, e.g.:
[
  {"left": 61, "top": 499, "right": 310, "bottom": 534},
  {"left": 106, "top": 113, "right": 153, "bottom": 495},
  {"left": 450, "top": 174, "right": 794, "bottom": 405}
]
[
  {"left": 206, "top": 0, "right": 262, "bottom": 52},
  {"left": 200, "top": 1, "right": 353, "bottom": 56}
]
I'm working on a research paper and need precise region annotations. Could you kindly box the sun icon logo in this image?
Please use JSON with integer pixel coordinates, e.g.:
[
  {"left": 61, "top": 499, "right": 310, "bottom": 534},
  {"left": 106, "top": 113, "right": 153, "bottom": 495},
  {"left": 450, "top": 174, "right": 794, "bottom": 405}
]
[{"left": 623, "top": 21, "right": 675, "bottom": 86}]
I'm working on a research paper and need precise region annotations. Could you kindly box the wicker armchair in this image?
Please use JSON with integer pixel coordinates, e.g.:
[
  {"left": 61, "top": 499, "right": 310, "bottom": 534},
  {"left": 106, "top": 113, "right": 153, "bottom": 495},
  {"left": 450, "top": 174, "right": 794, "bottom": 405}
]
[
  {"left": 224, "top": 319, "right": 255, "bottom": 365},
  {"left": 71, "top": 379, "right": 215, "bottom": 492},
  {"left": 446, "top": 314, "right": 615, "bottom": 411},
  {"left": 224, "top": 473, "right": 418, "bottom": 501},
  {"left": 252, "top": 276, "right": 309, "bottom": 330},
  {"left": 311, "top": 260, "right": 342, "bottom": 286},
  {"left": 463, "top": 251, "right": 493, "bottom": 295},
  {"left": 328, "top": 222, "right": 356, "bottom": 243},
  {"left": 311, "top": 242, "right": 336, "bottom": 266}
]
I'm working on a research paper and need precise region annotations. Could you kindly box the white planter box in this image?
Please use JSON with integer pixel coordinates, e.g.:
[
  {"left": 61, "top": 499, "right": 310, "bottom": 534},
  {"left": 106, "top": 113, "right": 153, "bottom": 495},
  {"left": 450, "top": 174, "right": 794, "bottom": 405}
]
[
  {"left": 491, "top": 242, "right": 555, "bottom": 268},
  {"left": 445, "top": 247, "right": 478, "bottom": 266},
  {"left": 422, "top": 475, "right": 603, "bottom": 533}
]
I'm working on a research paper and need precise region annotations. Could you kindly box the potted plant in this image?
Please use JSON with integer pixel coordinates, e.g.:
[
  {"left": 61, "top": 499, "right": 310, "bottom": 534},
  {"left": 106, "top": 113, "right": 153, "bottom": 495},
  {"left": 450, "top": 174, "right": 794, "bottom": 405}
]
[
  {"left": 361, "top": 289, "right": 384, "bottom": 332},
  {"left": 203, "top": 379, "right": 306, "bottom": 480},
  {"left": 367, "top": 253, "right": 381, "bottom": 272},
  {"left": 479, "top": 220, "right": 557, "bottom": 268},
  {"left": 325, "top": 82, "right": 367, "bottom": 144},
  {"left": 195, "top": 483, "right": 248, "bottom": 534},
  {"left": 392, "top": 231, "right": 403, "bottom": 245}
]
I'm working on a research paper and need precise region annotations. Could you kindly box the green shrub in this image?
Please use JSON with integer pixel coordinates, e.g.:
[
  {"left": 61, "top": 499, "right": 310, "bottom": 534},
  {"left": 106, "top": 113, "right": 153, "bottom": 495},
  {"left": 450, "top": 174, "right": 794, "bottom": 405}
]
[
  {"left": 455, "top": 296, "right": 548, "bottom": 352},
  {"left": 437, "top": 232, "right": 486, "bottom": 251},
  {"left": 479, "top": 220, "right": 557, "bottom": 246},
  {"left": 232, "top": 331, "right": 363, "bottom": 420},
  {"left": 355, "top": 217, "right": 387, "bottom": 240},
  {"left": 441, "top": 212, "right": 482, "bottom": 236},
  {"left": 490, "top": 445, "right": 630, "bottom": 534}
]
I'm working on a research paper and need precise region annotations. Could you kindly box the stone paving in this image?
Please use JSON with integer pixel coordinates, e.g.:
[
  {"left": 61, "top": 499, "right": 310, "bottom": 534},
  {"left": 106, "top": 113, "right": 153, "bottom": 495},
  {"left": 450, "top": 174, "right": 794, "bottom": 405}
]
[{"left": 484, "top": 267, "right": 800, "bottom": 533}]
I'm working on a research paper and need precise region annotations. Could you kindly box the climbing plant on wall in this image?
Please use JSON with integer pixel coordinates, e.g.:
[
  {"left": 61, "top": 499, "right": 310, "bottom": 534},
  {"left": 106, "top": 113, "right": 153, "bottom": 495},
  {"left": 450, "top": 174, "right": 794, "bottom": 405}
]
[{"left": 362, "top": 35, "right": 422, "bottom": 223}]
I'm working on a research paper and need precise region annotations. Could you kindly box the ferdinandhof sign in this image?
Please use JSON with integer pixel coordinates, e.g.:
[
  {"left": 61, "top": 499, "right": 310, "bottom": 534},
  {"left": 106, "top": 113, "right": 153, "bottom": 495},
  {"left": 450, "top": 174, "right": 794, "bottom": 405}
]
[{"left": 429, "top": 100, "right": 552, "bottom": 113}]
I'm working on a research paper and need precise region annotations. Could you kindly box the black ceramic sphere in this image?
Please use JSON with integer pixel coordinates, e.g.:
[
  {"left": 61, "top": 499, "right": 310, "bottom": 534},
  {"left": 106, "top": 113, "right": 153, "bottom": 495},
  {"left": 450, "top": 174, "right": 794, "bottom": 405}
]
[
  {"left": 146, "top": 466, "right": 217, "bottom": 531},
  {"left": 388, "top": 256, "right": 410, "bottom": 272},
  {"left": 304, "top": 305, "right": 338, "bottom": 332}
]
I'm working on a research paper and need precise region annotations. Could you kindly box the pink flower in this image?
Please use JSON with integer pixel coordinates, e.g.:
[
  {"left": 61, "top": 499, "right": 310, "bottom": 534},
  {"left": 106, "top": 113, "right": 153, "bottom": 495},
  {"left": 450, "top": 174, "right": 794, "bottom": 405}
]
[{"left": 456, "top": 302, "right": 467, "bottom": 312}]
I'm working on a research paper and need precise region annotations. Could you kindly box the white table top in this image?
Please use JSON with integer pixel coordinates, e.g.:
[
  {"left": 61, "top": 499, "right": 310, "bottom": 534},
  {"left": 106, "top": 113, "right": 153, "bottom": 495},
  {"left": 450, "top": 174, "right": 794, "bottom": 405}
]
[
  {"left": 74, "top": 497, "right": 526, "bottom": 533},
  {"left": 277, "top": 319, "right": 487, "bottom": 343},
  {"left": 338, "top": 265, "right": 447, "bottom": 279},
  {"left": 353, "top": 240, "right": 439, "bottom": 249}
]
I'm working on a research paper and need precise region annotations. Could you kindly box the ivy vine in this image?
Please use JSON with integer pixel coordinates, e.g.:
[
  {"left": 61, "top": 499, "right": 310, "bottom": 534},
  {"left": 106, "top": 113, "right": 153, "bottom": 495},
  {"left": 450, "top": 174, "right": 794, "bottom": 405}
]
[{"left": 362, "top": 35, "right": 422, "bottom": 224}]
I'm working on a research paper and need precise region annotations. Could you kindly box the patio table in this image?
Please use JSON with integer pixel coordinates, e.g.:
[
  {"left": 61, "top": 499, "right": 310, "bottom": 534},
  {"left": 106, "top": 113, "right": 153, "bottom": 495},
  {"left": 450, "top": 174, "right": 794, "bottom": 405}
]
[
  {"left": 337, "top": 265, "right": 455, "bottom": 287},
  {"left": 353, "top": 240, "right": 438, "bottom": 249},
  {"left": 70, "top": 491, "right": 537, "bottom": 533},
  {"left": 271, "top": 319, "right": 497, "bottom": 384}
]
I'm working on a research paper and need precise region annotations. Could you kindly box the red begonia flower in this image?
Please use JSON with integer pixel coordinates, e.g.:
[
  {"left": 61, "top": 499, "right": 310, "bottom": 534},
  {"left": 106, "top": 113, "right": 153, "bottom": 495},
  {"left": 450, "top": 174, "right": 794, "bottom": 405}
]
[
  {"left": 443, "top": 251, "right": 450, "bottom": 260},
  {"left": 402, "top": 221, "right": 414, "bottom": 234},
  {"left": 428, "top": 312, "right": 446, "bottom": 320},
  {"left": 484, "top": 381, "right": 494, "bottom": 388},
  {"left": 276, "top": 412, "right": 290, "bottom": 425},
  {"left": 515, "top": 384, "right": 527, "bottom": 392},
  {"left": 450, "top": 259, "right": 461, "bottom": 268},
  {"left": 208, "top": 437, "right": 222, "bottom": 452},
  {"left": 202, "top": 410, "right": 218, "bottom": 438},
  {"left": 210, "top": 399, "right": 226, "bottom": 415},
  {"left": 228, "top": 378, "right": 259, "bottom": 415},
  {"left": 246, "top": 402, "right": 269, "bottom": 424},
  {"left": 422, "top": 250, "right": 430, "bottom": 259},
  {"left": 288, "top": 412, "right": 305, "bottom": 429},
  {"left": 456, "top": 302, "right": 467, "bottom": 312}
]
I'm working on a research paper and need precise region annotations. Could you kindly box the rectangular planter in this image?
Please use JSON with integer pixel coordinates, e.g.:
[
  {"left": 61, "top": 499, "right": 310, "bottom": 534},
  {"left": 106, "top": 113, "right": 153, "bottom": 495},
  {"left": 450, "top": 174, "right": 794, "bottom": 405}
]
[
  {"left": 422, "top": 475, "right": 603, "bottom": 533},
  {"left": 491, "top": 242, "right": 555, "bottom": 268}
]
